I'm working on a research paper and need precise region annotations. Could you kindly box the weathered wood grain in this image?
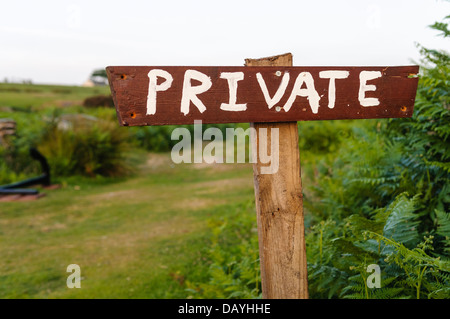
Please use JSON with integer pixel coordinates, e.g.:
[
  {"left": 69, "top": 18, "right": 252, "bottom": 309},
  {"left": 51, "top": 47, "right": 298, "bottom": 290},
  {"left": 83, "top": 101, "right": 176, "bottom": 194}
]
[
  {"left": 107, "top": 64, "right": 419, "bottom": 126},
  {"left": 248, "top": 53, "right": 308, "bottom": 299}
]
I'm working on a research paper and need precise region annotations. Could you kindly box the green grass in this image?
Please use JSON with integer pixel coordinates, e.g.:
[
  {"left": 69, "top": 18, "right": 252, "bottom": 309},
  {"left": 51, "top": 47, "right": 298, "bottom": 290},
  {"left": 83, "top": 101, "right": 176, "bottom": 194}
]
[
  {"left": 0, "top": 153, "right": 255, "bottom": 298},
  {"left": 0, "top": 83, "right": 110, "bottom": 111},
  {"left": 0, "top": 83, "right": 257, "bottom": 298},
  {"left": 0, "top": 82, "right": 115, "bottom": 136}
]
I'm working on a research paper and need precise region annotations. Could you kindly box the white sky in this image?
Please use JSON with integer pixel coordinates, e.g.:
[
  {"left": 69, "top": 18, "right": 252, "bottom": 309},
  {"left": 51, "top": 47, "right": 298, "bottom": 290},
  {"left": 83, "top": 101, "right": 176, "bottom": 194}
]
[{"left": 1, "top": 0, "right": 449, "bottom": 85}]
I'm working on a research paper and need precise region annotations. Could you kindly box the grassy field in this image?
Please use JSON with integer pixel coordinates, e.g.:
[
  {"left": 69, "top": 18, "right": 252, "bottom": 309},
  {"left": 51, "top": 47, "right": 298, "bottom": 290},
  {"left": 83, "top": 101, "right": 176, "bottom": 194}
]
[
  {"left": 0, "top": 152, "right": 255, "bottom": 298},
  {"left": 0, "top": 82, "right": 110, "bottom": 110},
  {"left": 0, "top": 82, "right": 256, "bottom": 298}
]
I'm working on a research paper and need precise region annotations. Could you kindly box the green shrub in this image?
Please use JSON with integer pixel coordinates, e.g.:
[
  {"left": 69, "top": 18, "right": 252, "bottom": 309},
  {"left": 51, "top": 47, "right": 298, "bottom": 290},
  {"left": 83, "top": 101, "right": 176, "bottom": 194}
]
[
  {"left": 304, "top": 17, "right": 450, "bottom": 299},
  {"left": 130, "top": 123, "right": 247, "bottom": 152},
  {"left": 306, "top": 193, "right": 450, "bottom": 299},
  {"left": 38, "top": 118, "right": 134, "bottom": 178},
  {"left": 130, "top": 125, "right": 192, "bottom": 152},
  {"left": 0, "top": 111, "right": 45, "bottom": 185},
  {"left": 298, "top": 120, "right": 359, "bottom": 155}
]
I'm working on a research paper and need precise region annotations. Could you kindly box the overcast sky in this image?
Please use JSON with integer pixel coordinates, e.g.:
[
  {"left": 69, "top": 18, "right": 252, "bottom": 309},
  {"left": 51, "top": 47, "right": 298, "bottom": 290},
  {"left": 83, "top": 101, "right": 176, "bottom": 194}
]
[{"left": 1, "top": 0, "right": 449, "bottom": 85}]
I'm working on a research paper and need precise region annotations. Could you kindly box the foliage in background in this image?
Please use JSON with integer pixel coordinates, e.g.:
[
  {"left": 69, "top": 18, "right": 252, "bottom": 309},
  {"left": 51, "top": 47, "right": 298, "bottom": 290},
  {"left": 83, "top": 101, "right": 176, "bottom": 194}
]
[
  {"left": 185, "top": 200, "right": 261, "bottom": 299},
  {"left": 0, "top": 108, "right": 46, "bottom": 185},
  {"left": 89, "top": 68, "right": 108, "bottom": 86},
  {"left": 183, "top": 16, "right": 450, "bottom": 299},
  {"left": 0, "top": 106, "right": 136, "bottom": 183},
  {"left": 0, "top": 80, "right": 247, "bottom": 183},
  {"left": 130, "top": 123, "right": 249, "bottom": 153},
  {"left": 298, "top": 120, "right": 357, "bottom": 155},
  {"left": 306, "top": 194, "right": 450, "bottom": 299},
  {"left": 304, "top": 17, "right": 450, "bottom": 298},
  {"left": 38, "top": 116, "right": 134, "bottom": 178}
]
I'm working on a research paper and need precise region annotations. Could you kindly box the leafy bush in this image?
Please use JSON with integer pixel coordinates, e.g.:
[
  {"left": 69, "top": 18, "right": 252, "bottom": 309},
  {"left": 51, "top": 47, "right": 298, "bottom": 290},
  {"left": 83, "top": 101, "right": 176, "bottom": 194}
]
[
  {"left": 182, "top": 19, "right": 449, "bottom": 298},
  {"left": 298, "top": 120, "right": 358, "bottom": 155},
  {"left": 306, "top": 194, "right": 450, "bottom": 299},
  {"left": 38, "top": 117, "right": 134, "bottom": 178},
  {"left": 130, "top": 125, "right": 194, "bottom": 152},
  {"left": 0, "top": 110, "right": 46, "bottom": 185},
  {"left": 0, "top": 108, "right": 136, "bottom": 183},
  {"left": 131, "top": 123, "right": 249, "bottom": 152},
  {"left": 304, "top": 17, "right": 450, "bottom": 298}
]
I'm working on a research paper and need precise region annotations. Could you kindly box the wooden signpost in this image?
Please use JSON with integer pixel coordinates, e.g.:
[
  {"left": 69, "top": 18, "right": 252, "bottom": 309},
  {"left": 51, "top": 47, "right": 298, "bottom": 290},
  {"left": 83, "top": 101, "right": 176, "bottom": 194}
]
[{"left": 106, "top": 53, "right": 419, "bottom": 299}]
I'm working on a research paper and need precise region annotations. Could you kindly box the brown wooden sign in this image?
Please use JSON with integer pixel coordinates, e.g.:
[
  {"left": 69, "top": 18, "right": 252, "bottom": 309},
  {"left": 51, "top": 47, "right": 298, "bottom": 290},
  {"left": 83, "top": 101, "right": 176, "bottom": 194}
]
[
  {"left": 107, "top": 65, "right": 419, "bottom": 126},
  {"left": 106, "top": 53, "right": 420, "bottom": 299}
]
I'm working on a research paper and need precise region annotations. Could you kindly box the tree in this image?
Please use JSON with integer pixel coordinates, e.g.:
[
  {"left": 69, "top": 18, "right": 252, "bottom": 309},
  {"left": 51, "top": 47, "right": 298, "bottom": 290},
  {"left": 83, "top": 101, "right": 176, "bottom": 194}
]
[{"left": 89, "top": 68, "right": 108, "bottom": 86}]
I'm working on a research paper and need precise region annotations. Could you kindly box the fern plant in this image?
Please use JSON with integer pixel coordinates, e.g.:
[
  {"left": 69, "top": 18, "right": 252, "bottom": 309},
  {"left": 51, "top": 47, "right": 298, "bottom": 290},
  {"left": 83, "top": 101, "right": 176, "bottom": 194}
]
[
  {"left": 305, "top": 16, "right": 450, "bottom": 299},
  {"left": 185, "top": 200, "right": 262, "bottom": 299}
]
